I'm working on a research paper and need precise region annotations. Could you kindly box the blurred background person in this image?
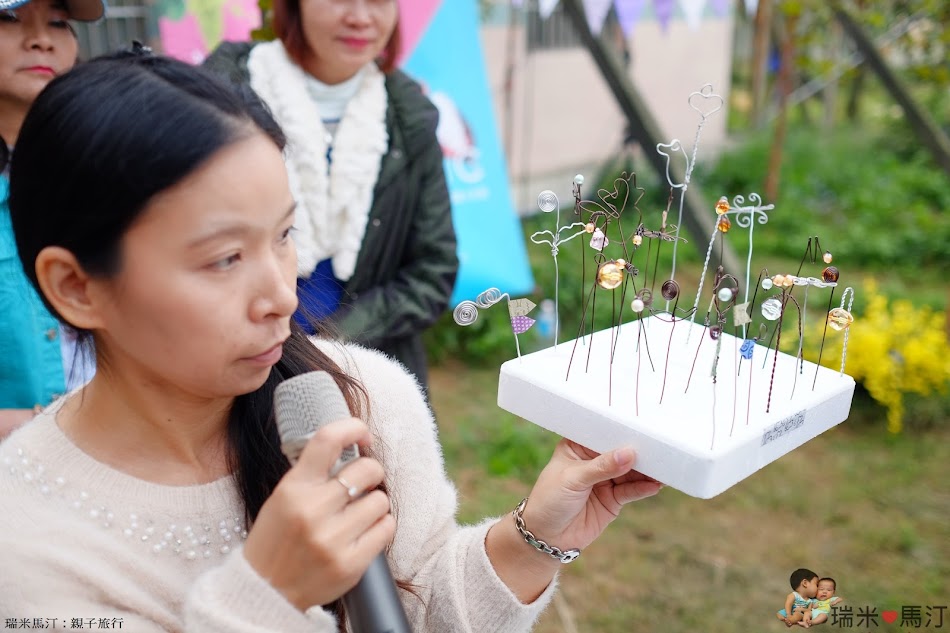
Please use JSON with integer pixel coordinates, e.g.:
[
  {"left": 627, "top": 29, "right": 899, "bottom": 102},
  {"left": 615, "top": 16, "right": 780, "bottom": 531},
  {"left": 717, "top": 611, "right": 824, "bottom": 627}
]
[
  {"left": 204, "top": 0, "right": 458, "bottom": 396},
  {"left": 0, "top": 0, "right": 102, "bottom": 438}
]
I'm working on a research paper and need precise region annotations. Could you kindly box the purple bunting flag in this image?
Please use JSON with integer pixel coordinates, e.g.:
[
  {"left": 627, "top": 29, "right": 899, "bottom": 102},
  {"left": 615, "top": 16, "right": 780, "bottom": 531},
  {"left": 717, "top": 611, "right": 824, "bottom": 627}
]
[
  {"left": 653, "top": 0, "right": 675, "bottom": 33},
  {"left": 614, "top": 0, "right": 645, "bottom": 38},
  {"left": 511, "top": 315, "right": 537, "bottom": 334},
  {"left": 709, "top": 0, "right": 730, "bottom": 16}
]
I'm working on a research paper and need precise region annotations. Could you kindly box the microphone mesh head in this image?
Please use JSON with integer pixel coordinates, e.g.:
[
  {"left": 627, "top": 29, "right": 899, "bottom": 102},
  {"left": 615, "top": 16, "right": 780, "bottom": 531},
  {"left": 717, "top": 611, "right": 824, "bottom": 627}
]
[{"left": 273, "top": 371, "right": 351, "bottom": 446}]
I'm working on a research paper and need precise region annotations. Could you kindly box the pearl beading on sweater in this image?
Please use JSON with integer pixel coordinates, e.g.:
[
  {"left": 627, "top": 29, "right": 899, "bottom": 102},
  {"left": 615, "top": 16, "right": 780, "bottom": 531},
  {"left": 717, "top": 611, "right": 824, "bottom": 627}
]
[{"left": 3, "top": 446, "right": 248, "bottom": 560}]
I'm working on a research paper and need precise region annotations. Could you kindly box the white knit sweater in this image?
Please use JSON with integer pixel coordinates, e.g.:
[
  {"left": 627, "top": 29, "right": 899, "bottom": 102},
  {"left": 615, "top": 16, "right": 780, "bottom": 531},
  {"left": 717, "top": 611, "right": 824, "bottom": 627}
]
[{"left": 0, "top": 342, "right": 555, "bottom": 632}]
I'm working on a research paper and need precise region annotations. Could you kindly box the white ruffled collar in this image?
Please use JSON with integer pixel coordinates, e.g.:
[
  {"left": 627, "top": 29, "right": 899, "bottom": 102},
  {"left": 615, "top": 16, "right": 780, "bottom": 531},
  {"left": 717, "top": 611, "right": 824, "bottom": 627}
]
[{"left": 247, "top": 41, "right": 389, "bottom": 280}]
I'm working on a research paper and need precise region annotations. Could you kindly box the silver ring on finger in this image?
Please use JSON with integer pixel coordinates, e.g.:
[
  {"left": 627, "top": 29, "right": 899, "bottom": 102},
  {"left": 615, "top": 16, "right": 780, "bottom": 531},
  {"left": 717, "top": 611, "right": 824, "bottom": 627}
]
[{"left": 334, "top": 475, "right": 359, "bottom": 500}]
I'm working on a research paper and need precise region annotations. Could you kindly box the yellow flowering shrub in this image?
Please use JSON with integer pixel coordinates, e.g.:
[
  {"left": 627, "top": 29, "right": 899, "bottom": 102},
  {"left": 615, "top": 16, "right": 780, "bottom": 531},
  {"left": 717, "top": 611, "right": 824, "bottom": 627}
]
[{"left": 802, "top": 282, "right": 950, "bottom": 433}]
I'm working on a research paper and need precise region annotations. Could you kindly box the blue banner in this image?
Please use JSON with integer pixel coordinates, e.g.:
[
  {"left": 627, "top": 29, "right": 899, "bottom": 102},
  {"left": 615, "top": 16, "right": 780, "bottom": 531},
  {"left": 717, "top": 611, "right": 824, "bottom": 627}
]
[{"left": 401, "top": 0, "right": 535, "bottom": 305}]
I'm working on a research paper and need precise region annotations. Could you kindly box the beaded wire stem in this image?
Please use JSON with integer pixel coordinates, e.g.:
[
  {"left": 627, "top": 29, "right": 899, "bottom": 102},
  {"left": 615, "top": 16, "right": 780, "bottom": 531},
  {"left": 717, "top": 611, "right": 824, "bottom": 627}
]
[
  {"left": 838, "top": 287, "right": 856, "bottom": 375},
  {"left": 566, "top": 174, "right": 640, "bottom": 406},
  {"left": 723, "top": 193, "right": 773, "bottom": 339},
  {"left": 655, "top": 84, "right": 724, "bottom": 311},
  {"left": 529, "top": 188, "right": 587, "bottom": 350},
  {"left": 766, "top": 293, "right": 802, "bottom": 413}
]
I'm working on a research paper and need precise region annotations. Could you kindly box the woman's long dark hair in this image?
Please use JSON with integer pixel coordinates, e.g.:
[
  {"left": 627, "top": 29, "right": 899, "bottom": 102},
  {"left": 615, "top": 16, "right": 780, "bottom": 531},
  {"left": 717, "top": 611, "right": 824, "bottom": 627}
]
[{"left": 8, "top": 49, "right": 388, "bottom": 625}]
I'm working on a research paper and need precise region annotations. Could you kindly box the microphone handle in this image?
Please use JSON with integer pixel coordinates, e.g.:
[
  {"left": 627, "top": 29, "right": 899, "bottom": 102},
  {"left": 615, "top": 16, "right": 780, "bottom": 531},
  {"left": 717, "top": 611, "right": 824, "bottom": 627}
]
[{"left": 343, "top": 554, "right": 413, "bottom": 633}]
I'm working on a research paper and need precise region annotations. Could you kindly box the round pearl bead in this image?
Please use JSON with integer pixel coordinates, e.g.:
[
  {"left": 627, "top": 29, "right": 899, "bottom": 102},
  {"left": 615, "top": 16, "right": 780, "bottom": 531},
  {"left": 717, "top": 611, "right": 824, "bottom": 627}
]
[
  {"left": 574, "top": 174, "right": 585, "bottom": 185},
  {"left": 717, "top": 287, "right": 734, "bottom": 302},
  {"left": 631, "top": 298, "right": 645, "bottom": 313}
]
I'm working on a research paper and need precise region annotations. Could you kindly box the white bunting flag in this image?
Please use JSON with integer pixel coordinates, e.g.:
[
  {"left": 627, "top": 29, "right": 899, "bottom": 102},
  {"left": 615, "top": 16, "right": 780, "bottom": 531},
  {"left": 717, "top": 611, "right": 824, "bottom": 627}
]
[
  {"left": 679, "top": 0, "right": 706, "bottom": 31},
  {"left": 581, "top": 0, "right": 613, "bottom": 35},
  {"left": 538, "top": 0, "right": 560, "bottom": 19}
]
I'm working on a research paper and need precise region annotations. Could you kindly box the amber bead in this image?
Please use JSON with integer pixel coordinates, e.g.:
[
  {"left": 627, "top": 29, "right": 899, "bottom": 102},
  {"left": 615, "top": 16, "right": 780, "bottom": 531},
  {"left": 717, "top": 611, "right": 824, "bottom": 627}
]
[
  {"left": 827, "top": 307, "right": 854, "bottom": 331},
  {"left": 823, "top": 251, "right": 833, "bottom": 264},
  {"left": 585, "top": 223, "right": 595, "bottom": 233},
  {"left": 717, "top": 216, "right": 731, "bottom": 233},
  {"left": 596, "top": 262, "right": 624, "bottom": 289},
  {"left": 715, "top": 196, "right": 730, "bottom": 216},
  {"left": 822, "top": 266, "right": 839, "bottom": 283}
]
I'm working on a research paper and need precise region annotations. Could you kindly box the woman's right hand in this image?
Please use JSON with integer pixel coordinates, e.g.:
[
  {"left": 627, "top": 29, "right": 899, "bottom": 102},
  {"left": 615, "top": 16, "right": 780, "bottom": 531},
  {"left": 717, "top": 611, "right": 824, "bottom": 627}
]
[{"left": 242, "top": 418, "right": 394, "bottom": 611}]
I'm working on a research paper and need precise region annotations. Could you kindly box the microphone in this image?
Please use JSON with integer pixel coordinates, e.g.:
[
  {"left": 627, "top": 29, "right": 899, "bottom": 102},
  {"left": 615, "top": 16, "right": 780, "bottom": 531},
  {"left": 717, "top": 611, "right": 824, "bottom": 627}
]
[{"left": 274, "top": 371, "right": 413, "bottom": 633}]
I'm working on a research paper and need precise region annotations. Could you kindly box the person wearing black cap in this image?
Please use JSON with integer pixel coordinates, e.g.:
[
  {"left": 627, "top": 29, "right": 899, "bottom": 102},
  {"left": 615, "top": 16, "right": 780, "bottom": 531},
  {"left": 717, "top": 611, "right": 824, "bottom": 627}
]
[{"left": 0, "top": 0, "right": 104, "bottom": 438}]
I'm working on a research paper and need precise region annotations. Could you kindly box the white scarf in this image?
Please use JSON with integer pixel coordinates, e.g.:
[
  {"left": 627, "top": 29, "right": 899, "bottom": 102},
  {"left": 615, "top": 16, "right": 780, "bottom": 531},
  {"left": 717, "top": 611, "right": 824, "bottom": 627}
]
[{"left": 247, "top": 40, "right": 389, "bottom": 280}]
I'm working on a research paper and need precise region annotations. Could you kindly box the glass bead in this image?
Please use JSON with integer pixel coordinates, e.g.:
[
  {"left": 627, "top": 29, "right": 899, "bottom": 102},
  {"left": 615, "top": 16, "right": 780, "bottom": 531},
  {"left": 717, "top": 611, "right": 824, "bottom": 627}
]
[
  {"left": 590, "top": 228, "right": 609, "bottom": 250},
  {"left": 717, "top": 216, "right": 731, "bottom": 233},
  {"left": 761, "top": 278, "right": 773, "bottom": 290},
  {"left": 584, "top": 223, "right": 595, "bottom": 233},
  {"left": 596, "top": 262, "right": 624, "bottom": 290},
  {"left": 717, "top": 287, "right": 734, "bottom": 302},
  {"left": 823, "top": 251, "right": 833, "bottom": 264},
  {"left": 772, "top": 274, "right": 786, "bottom": 287},
  {"left": 740, "top": 339, "right": 755, "bottom": 360},
  {"left": 761, "top": 298, "right": 783, "bottom": 321},
  {"left": 715, "top": 196, "right": 730, "bottom": 215},
  {"left": 631, "top": 298, "right": 645, "bottom": 313},
  {"left": 822, "top": 266, "right": 840, "bottom": 283},
  {"left": 827, "top": 307, "right": 854, "bottom": 331},
  {"left": 632, "top": 235, "right": 642, "bottom": 246},
  {"left": 709, "top": 325, "right": 722, "bottom": 340}
]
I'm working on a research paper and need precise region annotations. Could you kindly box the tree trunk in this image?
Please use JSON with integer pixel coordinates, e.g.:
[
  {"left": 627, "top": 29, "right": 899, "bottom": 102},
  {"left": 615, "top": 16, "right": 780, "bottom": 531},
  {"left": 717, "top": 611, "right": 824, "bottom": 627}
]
[
  {"left": 764, "top": 11, "right": 795, "bottom": 202},
  {"left": 832, "top": 2, "right": 950, "bottom": 176},
  {"left": 750, "top": 0, "right": 773, "bottom": 128},
  {"left": 845, "top": 64, "right": 867, "bottom": 121}
]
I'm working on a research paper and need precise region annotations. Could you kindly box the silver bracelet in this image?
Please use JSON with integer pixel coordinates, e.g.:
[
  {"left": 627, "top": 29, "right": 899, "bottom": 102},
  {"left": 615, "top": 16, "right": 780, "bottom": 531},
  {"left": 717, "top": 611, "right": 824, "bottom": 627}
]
[{"left": 512, "top": 497, "right": 581, "bottom": 564}]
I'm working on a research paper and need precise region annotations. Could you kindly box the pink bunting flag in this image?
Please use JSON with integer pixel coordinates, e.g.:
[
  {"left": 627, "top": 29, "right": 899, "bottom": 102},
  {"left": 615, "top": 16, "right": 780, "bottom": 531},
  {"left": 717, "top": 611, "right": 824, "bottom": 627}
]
[
  {"left": 653, "top": 0, "right": 675, "bottom": 33},
  {"left": 614, "top": 0, "right": 646, "bottom": 38}
]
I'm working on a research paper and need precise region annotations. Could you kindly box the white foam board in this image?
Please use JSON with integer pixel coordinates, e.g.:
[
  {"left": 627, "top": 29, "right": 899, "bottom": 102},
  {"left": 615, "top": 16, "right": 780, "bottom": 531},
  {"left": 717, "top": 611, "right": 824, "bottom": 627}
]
[{"left": 498, "top": 316, "right": 855, "bottom": 499}]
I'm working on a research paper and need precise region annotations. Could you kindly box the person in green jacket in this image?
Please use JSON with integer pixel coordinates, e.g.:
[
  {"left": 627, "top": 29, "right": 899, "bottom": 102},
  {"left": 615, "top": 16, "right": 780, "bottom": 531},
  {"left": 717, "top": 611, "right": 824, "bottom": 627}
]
[{"left": 203, "top": 0, "right": 458, "bottom": 395}]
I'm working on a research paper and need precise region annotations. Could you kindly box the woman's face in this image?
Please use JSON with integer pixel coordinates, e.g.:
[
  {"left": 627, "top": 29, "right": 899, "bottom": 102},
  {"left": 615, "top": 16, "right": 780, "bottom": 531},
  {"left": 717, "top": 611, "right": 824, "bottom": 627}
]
[
  {"left": 89, "top": 133, "right": 299, "bottom": 400},
  {"left": 0, "top": 0, "right": 78, "bottom": 108},
  {"left": 298, "top": 0, "right": 397, "bottom": 84}
]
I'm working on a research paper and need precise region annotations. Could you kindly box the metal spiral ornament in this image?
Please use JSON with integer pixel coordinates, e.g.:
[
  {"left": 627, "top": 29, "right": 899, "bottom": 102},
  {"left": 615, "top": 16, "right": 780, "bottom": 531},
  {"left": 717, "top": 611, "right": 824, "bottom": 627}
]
[
  {"left": 661, "top": 279, "right": 680, "bottom": 301},
  {"left": 537, "top": 190, "right": 558, "bottom": 213},
  {"left": 453, "top": 301, "right": 479, "bottom": 326},
  {"left": 475, "top": 287, "right": 506, "bottom": 308}
]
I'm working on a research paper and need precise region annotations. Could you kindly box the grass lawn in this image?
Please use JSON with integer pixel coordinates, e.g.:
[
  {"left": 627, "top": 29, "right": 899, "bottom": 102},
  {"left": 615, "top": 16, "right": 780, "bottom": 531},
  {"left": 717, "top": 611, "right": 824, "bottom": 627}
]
[{"left": 429, "top": 361, "right": 950, "bottom": 632}]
